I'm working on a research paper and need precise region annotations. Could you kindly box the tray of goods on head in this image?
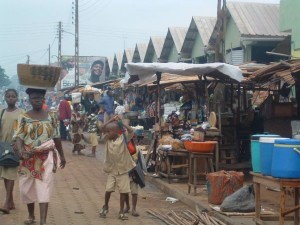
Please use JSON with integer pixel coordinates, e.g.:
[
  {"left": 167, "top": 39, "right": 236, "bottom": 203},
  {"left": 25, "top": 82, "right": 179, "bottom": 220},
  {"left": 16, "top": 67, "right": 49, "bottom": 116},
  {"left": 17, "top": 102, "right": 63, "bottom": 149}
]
[
  {"left": 17, "top": 64, "right": 61, "bottom": 88},
  {"left": 183, "top": 140, "right": 216, "bottom": 153}
]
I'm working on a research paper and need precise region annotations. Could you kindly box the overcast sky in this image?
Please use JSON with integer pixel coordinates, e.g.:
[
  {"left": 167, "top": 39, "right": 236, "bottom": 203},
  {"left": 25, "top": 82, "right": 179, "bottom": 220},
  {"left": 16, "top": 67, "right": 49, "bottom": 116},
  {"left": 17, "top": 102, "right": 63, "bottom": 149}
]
[{"left": 0, "top": 0, "right": 280, "bottom": 76}]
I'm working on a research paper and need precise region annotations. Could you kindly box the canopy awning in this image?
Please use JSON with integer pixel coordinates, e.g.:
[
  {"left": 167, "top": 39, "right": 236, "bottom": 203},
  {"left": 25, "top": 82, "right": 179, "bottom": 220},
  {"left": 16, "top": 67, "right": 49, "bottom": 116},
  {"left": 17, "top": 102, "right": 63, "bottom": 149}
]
[{"left": 123, "top": 62, "right": 244, "bottom": 85}]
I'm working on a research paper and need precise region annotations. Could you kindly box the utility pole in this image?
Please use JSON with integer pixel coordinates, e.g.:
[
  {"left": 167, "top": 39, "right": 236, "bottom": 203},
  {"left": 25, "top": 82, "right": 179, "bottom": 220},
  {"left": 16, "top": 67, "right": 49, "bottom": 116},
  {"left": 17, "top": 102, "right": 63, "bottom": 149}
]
[
  {"left": 48, "top": 44, "right": 51, "bottom": 65},
  {"left": 74, "top": 0, "right": 79, "bottom": 86},
  {"left": 58, "top": 21, "right": 62, "bottom": 66},
  {"left": 26, "top": 55, "right": 30, "bottom": 64}
]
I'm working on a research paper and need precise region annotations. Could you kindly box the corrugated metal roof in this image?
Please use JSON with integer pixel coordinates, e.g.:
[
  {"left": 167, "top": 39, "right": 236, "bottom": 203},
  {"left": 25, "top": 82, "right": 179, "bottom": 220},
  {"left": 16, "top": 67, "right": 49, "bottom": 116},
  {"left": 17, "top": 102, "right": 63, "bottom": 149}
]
[
  {"left": 195, "top": 16, "right": 217, "bottom": 45},
  {"left": 160, "top": 27, "right": 188, "bottom": 61},
  {"left": 116, "top": 52, "right": 123, "bottom": 68},
  {"left": 151, "top": 36, "right": 165, "bottom": 58},
  {"left": 181, "top": 16, "right": 216, "bottom": 57},
  {"left": 133, "top": 43, "right": 148, "bottom": 63},
  {"left": 144, "top": 36, "right": 165, "bottom": 62},
  {"left": 227, "top": 2, "right": 288, "bottom": 37}
]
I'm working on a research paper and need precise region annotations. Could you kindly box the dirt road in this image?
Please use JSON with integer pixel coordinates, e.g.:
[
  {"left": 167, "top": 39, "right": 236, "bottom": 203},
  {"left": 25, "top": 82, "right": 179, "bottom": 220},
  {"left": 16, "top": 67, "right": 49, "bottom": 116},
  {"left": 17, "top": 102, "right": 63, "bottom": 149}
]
[{"left": 0, "top": 141, "right": 191, "bottom": 225}]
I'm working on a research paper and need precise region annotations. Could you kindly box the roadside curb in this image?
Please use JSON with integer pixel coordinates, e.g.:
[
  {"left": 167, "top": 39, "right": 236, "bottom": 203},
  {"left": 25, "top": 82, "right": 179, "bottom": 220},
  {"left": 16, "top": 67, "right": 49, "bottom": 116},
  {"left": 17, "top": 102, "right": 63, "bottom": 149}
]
[{"left": 146, "top": 176, "right": 236, "bottom": 225}]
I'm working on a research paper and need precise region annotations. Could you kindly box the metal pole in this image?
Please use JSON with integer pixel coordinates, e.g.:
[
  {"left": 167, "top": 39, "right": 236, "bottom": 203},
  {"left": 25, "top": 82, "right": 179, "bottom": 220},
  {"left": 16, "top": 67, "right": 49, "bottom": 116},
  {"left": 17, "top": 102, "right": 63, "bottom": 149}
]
[
  {"left": 74, "top": 0, "right": 79, "bottom": 86},
  {"left": 58, "top": 21, "right": 62, "bottom": 66}
]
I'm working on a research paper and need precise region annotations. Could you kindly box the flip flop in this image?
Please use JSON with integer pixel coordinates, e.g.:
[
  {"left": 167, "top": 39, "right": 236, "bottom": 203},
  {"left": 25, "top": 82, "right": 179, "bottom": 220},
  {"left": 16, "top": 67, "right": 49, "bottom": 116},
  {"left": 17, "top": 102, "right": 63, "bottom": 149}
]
[
  {"left": 0, "top": 208, "right": 9, "bottom": 214},
  {"left": 118, "top": 213, "right": 128, "bottom": 220}
]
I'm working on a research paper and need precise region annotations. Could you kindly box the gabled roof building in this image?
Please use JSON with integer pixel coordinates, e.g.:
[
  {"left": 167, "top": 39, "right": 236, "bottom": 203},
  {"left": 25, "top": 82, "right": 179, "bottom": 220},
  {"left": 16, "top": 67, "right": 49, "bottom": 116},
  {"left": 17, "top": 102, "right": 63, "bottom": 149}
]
[
  {"left": 144, "top": 36, "right": 165, "bottom": 63},
  {"left": 180, "top": 16, "right": 216, "bottom": 63},
  {"left": 132, "top": 43, "right": 148, "bottom": 63},
  {"left": 159, "top": 27, "right": 188, "bottom": 63},
  {"left": 209, "top": 2, "right": 289, "bottom": 65}
]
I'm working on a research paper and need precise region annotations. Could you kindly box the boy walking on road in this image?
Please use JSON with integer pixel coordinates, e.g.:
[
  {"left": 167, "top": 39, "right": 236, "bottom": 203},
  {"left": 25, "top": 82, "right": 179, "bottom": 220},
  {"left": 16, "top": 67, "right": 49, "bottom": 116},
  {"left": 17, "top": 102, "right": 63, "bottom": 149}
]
[
  {"left": 86, "top": 106, "right": 98, "bottom": 157},
  {"left": 99, "top": 116, "right": 136, "bottom": 220}
]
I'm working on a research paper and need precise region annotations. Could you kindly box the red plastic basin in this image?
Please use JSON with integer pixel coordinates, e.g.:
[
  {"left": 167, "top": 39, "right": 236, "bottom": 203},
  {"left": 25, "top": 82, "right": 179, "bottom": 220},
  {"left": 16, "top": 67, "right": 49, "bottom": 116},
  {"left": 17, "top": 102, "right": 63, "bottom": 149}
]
[{"left": 184, "top": 141, "right": 216, "bottom": 153}]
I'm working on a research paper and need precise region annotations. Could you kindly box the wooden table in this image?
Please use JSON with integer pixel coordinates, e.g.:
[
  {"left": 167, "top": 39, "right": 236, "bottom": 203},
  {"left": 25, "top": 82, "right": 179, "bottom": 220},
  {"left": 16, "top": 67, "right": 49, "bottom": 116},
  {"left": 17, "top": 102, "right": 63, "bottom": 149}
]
[
  {"left": 158, "top": 149, "right": 189, "bottom": 184},
  {"left": 250, "top": 172, "right": 300, "bottom": 225}
]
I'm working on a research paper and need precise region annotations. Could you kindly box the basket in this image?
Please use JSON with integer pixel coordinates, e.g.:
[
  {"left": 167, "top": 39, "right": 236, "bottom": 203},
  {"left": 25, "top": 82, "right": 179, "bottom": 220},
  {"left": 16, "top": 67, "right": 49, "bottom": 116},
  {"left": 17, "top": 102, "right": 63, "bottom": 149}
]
[
  {"left": 184, "top": 141, "right": 216, "bottom": 153},
  {"left": 17, "top": 64, "right": 61, "bottom": 88}
]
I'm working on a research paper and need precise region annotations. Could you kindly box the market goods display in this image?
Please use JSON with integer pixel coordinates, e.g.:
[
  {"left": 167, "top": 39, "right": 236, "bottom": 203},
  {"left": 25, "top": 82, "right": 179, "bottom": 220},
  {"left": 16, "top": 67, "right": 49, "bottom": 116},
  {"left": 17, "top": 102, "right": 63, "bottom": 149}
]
[
  {"left": 159, "top": 135, "right": 184, "bottom": 151},
  {"left": 17, "top": 64, "right": 61, "bottom": 88}
]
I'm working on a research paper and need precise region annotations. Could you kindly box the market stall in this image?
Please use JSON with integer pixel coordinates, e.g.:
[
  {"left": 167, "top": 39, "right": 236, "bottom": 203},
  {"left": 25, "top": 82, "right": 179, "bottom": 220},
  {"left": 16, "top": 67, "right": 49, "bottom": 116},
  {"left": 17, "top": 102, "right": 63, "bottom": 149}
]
[{"left": 122, "top": 62, "right": 244, "bottom": 179}]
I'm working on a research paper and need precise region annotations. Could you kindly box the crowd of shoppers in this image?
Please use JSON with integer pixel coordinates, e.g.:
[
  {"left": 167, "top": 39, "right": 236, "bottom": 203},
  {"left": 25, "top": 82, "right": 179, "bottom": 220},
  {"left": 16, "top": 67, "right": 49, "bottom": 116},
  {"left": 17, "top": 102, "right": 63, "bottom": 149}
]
[{"left": 0, "top": 86, "right": 145, "bottom": 223}]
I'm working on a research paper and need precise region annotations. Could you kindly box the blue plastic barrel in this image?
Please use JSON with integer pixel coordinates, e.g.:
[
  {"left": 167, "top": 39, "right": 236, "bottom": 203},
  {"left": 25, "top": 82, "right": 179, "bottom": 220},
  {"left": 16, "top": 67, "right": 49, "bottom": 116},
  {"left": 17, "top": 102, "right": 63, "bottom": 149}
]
[
  {"left": 251, "top": 134, "right": 279, "bottom": 173},
  {"left": 259, "top": 137, "right": 289, "bottom": 176},
  {"left": 271, "top": 139, "right": 300, "bottom": 178}
]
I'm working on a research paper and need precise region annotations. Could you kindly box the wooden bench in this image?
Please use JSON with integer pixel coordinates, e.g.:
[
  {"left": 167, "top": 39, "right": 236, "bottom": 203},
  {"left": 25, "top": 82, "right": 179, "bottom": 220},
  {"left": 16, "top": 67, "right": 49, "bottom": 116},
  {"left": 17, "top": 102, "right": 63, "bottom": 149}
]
[{"left": 251, "top": 172, "right": 300, "bottom": 225}]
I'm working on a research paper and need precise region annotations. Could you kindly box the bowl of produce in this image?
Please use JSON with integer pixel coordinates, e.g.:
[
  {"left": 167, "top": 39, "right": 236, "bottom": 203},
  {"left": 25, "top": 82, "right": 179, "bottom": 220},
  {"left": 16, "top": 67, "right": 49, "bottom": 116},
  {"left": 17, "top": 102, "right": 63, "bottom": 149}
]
[{"left": 184, "top": 141, "right": 216, "bottom": 153}]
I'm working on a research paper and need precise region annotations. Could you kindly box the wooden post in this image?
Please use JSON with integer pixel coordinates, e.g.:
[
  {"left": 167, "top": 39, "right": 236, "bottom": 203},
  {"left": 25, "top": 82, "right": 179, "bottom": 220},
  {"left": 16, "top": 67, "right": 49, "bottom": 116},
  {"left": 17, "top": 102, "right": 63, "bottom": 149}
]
[{"left": 152, "top": 72, "right": 162, "bottom": 162}]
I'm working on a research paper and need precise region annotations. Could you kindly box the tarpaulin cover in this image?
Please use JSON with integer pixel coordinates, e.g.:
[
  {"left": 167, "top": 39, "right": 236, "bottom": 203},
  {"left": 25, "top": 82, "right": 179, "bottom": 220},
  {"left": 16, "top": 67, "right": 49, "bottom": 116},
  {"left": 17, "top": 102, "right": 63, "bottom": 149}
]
[{"left": 123, "top": 62, "right": 244, "bottom": 85}]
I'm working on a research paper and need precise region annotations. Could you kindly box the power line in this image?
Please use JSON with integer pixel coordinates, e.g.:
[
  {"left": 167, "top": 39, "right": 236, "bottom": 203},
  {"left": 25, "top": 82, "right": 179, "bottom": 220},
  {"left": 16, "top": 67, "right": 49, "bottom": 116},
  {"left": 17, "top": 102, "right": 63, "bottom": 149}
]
[
  {"left": 79, "top": 0, "right": 97, "bottom": 8},
  {"left": 80, "top": 0, "right": 103, "bottom": 12}
]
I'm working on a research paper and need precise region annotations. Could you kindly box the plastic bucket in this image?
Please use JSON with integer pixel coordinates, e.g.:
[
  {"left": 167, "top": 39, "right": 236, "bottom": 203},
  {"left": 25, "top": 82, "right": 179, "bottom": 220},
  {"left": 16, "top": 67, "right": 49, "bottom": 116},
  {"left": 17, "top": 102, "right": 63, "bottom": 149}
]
[
  {"left": 259, "top": 137, "right": 289, "bottom": 176},
  {"left": 251, "top": 134, "right": 279, "bottom": 173},
  {"left": 271, "top": 139, "right": 300, "bottom": 178}
]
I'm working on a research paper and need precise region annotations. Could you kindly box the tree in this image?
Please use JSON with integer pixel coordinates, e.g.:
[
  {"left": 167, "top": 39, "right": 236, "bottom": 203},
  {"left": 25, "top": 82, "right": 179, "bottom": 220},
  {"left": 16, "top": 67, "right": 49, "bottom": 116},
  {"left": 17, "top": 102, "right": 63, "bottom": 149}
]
[{"left": 0, "top": 66, "right": 11, "bottom": 87}]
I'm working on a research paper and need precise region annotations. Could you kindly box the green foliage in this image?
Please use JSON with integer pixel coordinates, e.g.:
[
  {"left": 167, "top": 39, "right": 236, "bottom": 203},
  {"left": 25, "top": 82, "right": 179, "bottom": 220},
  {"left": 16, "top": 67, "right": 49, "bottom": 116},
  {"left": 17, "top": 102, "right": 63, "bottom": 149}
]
[{"left": 0, "top": 66, "right": 11, "bottom": 87}]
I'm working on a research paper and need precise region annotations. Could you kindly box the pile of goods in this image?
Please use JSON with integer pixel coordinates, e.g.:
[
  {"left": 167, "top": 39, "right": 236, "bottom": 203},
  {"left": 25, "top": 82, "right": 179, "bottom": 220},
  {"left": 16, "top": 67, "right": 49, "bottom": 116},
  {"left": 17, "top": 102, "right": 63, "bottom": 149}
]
[{"left": 159, "top": 134, "right": 184, "bottom": 151}]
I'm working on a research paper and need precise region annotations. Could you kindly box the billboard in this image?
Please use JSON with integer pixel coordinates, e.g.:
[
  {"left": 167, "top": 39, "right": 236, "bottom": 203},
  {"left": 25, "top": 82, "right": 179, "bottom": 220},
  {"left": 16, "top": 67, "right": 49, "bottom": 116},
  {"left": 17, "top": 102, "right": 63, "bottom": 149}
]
[{"left": 60, "top": 56, "right": 108, "bottom": 89}]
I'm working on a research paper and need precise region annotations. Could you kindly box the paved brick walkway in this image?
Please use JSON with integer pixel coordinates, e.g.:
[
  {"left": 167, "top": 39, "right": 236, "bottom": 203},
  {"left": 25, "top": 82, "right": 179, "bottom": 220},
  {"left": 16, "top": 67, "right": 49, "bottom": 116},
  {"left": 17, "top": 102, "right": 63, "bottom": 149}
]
[{"left": 0, "top": 141, "right": 190, "bottom": 225}]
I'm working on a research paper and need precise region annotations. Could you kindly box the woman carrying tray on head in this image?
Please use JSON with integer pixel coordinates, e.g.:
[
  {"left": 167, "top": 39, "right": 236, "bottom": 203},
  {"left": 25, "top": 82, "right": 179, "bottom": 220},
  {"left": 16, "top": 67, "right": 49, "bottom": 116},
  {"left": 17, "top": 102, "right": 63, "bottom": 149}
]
[
  {"left": 0, "top": 89, "right": 25, "bottom": 214},
  {"left": 14, "top": 88, "right": 66, "bottom": 225}
]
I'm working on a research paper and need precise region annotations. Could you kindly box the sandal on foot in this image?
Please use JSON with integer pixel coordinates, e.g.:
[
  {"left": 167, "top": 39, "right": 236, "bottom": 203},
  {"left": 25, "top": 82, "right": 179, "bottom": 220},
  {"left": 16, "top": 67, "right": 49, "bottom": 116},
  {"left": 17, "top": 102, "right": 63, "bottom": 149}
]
[
  {"left": 99, "top": 207, "right": 108, "bottom": 218},
  {"left": 24, "top": 218, "right": 36, "bottom": 225},
  {"left": 118, "top": 213, "right": 128, "bottom": 220},
  {"left": 0, "top": 208, "right": 9, "bottom": 214}
]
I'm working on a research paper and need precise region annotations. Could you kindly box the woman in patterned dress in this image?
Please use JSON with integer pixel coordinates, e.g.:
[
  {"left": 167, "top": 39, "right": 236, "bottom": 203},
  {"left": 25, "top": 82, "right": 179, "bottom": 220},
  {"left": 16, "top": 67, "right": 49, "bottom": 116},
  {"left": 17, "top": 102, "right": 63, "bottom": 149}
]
[
  {"left": 14, "top": 88, "right": 66, "bottom": 225},
  {"left": 70, "top": 103, "right": 85, "bottom": 154}
]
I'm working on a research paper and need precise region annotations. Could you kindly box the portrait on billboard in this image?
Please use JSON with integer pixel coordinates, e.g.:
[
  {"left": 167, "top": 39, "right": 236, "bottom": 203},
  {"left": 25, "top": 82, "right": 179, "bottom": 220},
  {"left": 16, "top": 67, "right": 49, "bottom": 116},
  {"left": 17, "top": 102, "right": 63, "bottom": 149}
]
[
  {"left": 89, "top": 60, "right": 104, "bottom": 83},
  {"left": 60, "top": 56, "right": 108, "bottom": 89}
]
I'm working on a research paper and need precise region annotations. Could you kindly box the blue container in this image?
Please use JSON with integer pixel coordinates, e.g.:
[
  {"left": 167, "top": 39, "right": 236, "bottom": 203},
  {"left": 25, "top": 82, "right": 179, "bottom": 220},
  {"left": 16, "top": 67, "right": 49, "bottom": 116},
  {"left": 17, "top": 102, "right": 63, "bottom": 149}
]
[
  {"left": 259, "top": 137, "right": 289, "bottom": 176},
  {"left": 271, "top": 139, "right": 300, "bottom": 178},
  {"left": 251, "top": 134, "right": 279, "bottom": 173}
]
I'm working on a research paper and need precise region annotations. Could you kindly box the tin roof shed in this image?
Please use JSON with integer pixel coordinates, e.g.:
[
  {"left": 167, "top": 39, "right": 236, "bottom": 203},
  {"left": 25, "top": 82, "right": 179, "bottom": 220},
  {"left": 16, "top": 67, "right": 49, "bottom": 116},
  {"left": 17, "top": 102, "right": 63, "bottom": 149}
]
[{"left": 160, "top": 27, "right": 188, "bottom": 62}]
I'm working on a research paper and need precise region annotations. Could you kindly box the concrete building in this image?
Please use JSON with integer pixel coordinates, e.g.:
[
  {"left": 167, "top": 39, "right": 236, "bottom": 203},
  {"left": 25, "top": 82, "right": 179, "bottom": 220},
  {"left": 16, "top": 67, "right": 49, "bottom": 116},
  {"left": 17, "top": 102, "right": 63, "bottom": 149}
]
[
  {"left": 280, "top": 0, "right": 300, "bottom": 58},
  {"left": 209, "top": 2, "right": 289, "bottom": 65}
]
